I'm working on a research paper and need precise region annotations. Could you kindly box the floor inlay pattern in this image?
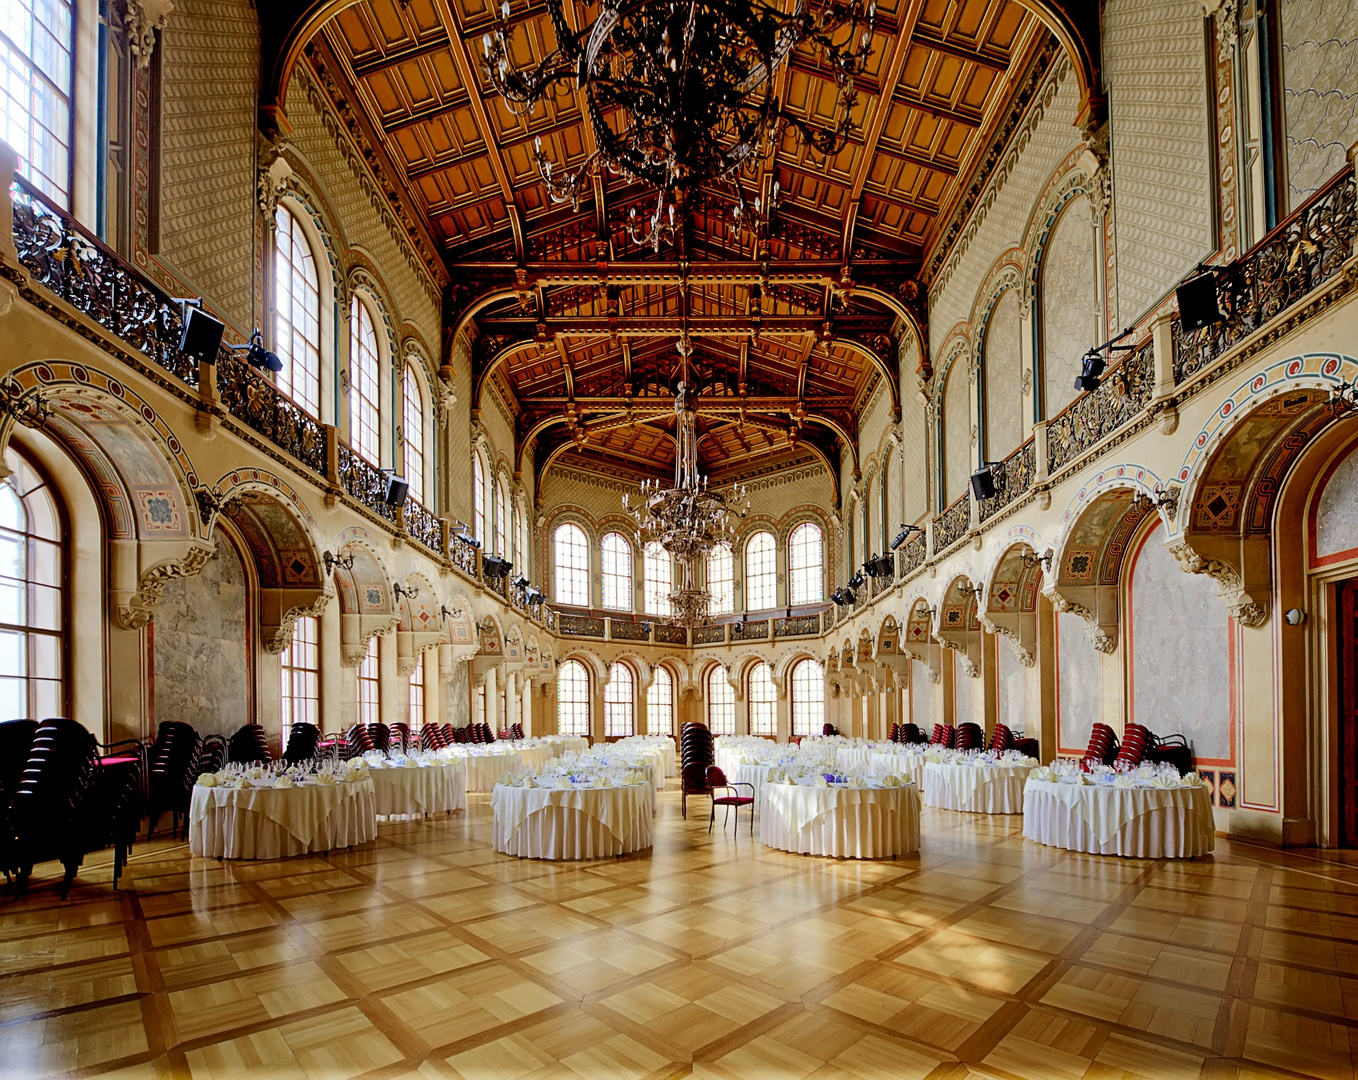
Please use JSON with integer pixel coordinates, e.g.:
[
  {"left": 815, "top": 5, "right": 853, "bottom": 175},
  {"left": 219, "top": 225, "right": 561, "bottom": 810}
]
[{"left": 2, "top": 792, "right": 1357, "bottom": 1079}]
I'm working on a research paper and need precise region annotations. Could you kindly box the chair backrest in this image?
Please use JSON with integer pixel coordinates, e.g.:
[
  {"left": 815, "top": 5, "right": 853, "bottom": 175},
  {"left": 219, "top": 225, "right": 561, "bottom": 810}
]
[
  {"left": 956, "top": 722, "right": 983, "bottom": 750},
  {"left": 930, "top": 723, "right": 947, "bottom": 745},
  {"left": 705, "top": 765, "right": 728, "bottom": 788},
  {"left": 367, "top": 723, "right": 391, "bottom": 753},
  {"left": 900, "top": 723, "right": 922, "bottom": 744},
  {"left": 284, "top": 723, "right": 319, "bottom": 764},
  {"left": 346, "top": 724, "right": 375, "bottom": 754},
  {"left": 682, "top": 761, "right": 712, "bottom": 793},
  {"left": 228, "top": 724, "right": 272, "bottom": 764},
  {"left": 388, "top": 722, "right": 409, "bottom": 752},
  {"left": 822, "top": 723, "right": 837, "bottom": 736},
  {"left": 990, "top": 724, "right": 1013, "bottom": 751},
  {"left": 196, "top": 735, "right": 227, "bottom": 775}
]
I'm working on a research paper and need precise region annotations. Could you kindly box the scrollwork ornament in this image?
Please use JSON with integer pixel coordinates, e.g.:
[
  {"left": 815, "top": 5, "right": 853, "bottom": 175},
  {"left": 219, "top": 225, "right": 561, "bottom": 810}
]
[{"left": 124, "top": 0, "right": 174, "bottom": 68}]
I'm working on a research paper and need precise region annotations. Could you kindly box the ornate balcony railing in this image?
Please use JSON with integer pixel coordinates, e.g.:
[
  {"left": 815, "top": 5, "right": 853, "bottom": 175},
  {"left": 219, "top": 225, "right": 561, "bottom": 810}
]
[
  {"left": 337, "top": 441, "right": 397, "bottom": 523},
  {"left": 773, "top": 614, "right": 820, "bottom": 638},
  {"left": 449, "top": 533, "right": 478, "bottom": 577},
  {"left": 732, "top": 619, "right": 768, "bottom": 641},
  {"left": 404, "top": 498, "right": 441, "bottom": 555},
  {"left": 979, "top": 438, "right": 1037, "bottom": 522},
  {"left": 1046, "top": 340, "right": 1154, "bottom": 475},
  {"left": 896, "top": 531, "right": 926, "bottom": 578},
  {"left": 11, "top": 178, "right": 201, "bottom": 387},
  {"left": 933, "top": 491, "right": 970, "bottom": 552},
  {"left": 692, "top": 624, "right": 725, "bottom": 644},
  {"left": 610, "top": 620, "right": 650, "bottom": 642},
  {"left": 654, "top": 625, "right": 687, "bottom": 645},
  {"left": 217, "top": 355, "right": 327, "bottom": 477},
  {"left": 1173, "top": 165, "right": 1356, "bottom": 384},
  {"left": 558, "top": 614, "right": 604, "bottom": 637}
]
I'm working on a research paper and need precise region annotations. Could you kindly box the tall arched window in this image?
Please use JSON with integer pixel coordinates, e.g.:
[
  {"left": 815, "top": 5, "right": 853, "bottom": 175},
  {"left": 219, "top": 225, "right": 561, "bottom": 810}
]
[
  {"left": 349, "top": 296, "right": 381, "bottom": 463},
  {"left": 880, "top": 459, "right": 891, "bottom": 553},
  {"left": 788, "top": 522, "right": 823, "bottom": 605},
  {"left": 942, "top": 358, "right": 971, "bottom": 507},
  {"left": 748, "top": 662, "right": 776, "bottom": 737},
  {"left": 643, "top": 542, "right": 671, "bottom": 616},
  {"left": 472, "top": 452, "right": 486, "bottom": 543},
  {"left": 495, "top": 477, "right": 508, "bottom": 556},
  {"left": 791, "top": 659, "right": 825, "bottom": 736},
  {"left": 280, "top": 615, "right": 319, "bottom": 732},
  {"left": 1041, "top": 193, "right": 1100, "bottom": 418},
  {"left": 557, "top": 659, "right": 590, "bottom": 737},
  {"left": 553, "top": 523, "right": 589, "bottom": 606},
  {"left": 357, "top": 637, "right": 379, "bottom": 726},
  {"left": 647, "top": 666, "right": 673, "bottom": 735},
  {"left": 517, "top": 505, "right": 530, "bottom": 577},
  {"left": 707, "top": 666, "right": 735, "bottom": 736},
  {"left": 273, "top": 206, "right": 323, "bottom": 417},
  {"left": 604, "top": 663, "right": 635, "bottom": 737},
  {"left": 745, "top": 531, "right": 776, "bottom": 610},
  {"left": 706, "top": 543, "right": 734, "bottom": 615},
  {"left": 0, "top": 448, "right": 64, "bottom": 718},
  {"left": 1, "top": 0, "right": 74, "bottom": 205},
  {"left": 600, "top": 532, "right": 633, "bottom": 611},
  {"left": 402, "top": 363, "right": 425, "bottom": 503},
  {"left": 408, "top": 652, "right": 425, "bottom": 729}
]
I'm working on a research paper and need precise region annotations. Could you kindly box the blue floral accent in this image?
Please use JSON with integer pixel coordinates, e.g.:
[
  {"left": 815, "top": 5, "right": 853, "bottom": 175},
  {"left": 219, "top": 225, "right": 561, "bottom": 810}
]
[{"left": 145, "top": 496, "right": 174, "bottom": 524}]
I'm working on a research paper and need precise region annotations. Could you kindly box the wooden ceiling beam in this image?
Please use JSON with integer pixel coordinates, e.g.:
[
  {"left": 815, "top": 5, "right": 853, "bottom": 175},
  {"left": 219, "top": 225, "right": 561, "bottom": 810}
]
[
  {"left": 889, "top": 92, "right": 983, "bottom": 129},
  {"left": 519, "top": 394, "right": 854, "bottom": 410},
  {"left": 353, "top": 35, "right": 453, "bottom": 77},
  {"left": 910, "top": 28, "right": 1010, "bottom": 73}
]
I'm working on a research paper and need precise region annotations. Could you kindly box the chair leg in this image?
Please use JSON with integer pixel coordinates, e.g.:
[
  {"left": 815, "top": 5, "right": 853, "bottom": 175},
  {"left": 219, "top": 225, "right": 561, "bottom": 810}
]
[
  {"left": 708, "top": 797, "right": 714, "bottom": 834},
  {"left": 749, "top": 799, "right": 754, "bottom": 836}
]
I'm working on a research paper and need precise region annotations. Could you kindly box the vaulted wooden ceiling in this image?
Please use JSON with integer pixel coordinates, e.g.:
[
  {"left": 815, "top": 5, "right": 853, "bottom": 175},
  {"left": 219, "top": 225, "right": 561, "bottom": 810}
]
[{"left": 295, "top": 0, "right": 1061, "bottom": 490}]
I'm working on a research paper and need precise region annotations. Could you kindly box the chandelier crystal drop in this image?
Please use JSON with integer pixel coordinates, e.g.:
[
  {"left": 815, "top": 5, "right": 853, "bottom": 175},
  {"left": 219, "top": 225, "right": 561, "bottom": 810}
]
[{"left": 483, "top": 0, "right": 874, "bottom": 249}]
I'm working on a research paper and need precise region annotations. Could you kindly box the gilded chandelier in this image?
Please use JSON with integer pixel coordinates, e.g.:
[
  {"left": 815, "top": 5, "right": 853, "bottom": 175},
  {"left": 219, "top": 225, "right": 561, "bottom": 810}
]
[{"left": 482, "top": 0, "right": 875, "bottom": 248}]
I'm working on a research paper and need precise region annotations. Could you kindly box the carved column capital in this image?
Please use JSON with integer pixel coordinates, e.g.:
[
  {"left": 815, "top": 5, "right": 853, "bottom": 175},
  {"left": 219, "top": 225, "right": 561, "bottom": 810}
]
[{"left": 125, "top": 0, "right": 175, "bottom": 68}]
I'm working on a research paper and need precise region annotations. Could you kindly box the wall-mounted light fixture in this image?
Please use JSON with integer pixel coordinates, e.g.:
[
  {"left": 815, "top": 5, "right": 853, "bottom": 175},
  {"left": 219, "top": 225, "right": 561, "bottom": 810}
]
[
  {"left": 394, "top": 581, "right": 419, "bottom": 601},
  {"left": 440, "top": 603, "right": 462, "bottom": 620},
  {"left": 1285, "top": 608, "right": 1307, "bottom": 626},
  {"left": 322, "top": 550, "right": 355, "bottom": 576}
]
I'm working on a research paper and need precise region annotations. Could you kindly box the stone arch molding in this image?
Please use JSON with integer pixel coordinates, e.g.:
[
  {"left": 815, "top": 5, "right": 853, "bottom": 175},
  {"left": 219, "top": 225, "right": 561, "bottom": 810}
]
[
  {"left": 981, "top": 524, "right": 1048, "bottom": 667},
  {"left": 0, "top": 361, "right": 215, "bottom": 630},
  {"left": 330, "top": 526, "right": 400, "bottom": 666}
]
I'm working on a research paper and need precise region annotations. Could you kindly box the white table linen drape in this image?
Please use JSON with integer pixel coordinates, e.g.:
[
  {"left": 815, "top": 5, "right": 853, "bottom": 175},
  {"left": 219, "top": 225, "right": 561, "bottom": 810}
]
[
  {"left": 922, "top": 762, "right": 1027, "bottom": 813},
  {"left": 491, "top": 783, "right": 653, "bottom": 859},
  {"left": 759, "top": 783, "right": 920, "bottom": 858},
  {"left": 1023, "top": 780, "right": 1215, "bottom": 857},
  {"left": 457, "top": 750, "right": 526, "bottom": 792},
  {"left": 369, "top": 763, "right": 466, "bottom": 819},
  {"left": 189, "top": 780, "right": 376, "bottom": 859}
]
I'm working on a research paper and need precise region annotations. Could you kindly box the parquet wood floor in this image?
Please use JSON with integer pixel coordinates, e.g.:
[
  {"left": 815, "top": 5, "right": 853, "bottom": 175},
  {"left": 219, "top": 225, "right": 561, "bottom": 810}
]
[{"left": 3, "top": 792, "right": 1358, "bottom": 1080}]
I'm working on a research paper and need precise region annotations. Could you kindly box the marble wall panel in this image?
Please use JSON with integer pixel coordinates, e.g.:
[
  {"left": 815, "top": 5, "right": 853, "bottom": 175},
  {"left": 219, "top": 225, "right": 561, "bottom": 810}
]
[
  {"left": 1316, "top": 443, "right": 1358, "bottom": 559},
  {"left": 984, "top": 289, "right": 1025, "bottom": 459},
  {"left": 1281, "top": 0, "right": 1358, "bottom": 209},
  {"left": 954, "top": 651, "right": 976, "bottom": 725},
  {"left": 997, "top": 636, "right": 1030, "bottom": 733},
  {"left": 153, "top": 533, "right": 249, "bottom": 736},
  {"left": 943, "top": 360, "right": 973, "bottom": 506},
  {"left": 1042, "top": 195, "right": 1101, "bottom": 418},
  {"left": 911, "top": 659, "right": 933, "bottom": 731},
  {"left": 1057, "top": 610, "right": 1100, "bottom": 750},
  {"left": 1131, "top": 525, "right": 1232, "bottom": 760}
]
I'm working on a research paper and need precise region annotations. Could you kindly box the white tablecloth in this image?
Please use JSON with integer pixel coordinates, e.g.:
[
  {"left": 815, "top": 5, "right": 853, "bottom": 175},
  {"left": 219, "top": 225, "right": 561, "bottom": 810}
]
[
  {"left": 760, "top": 783, "right": 920, "bottom": 858},
  {"left": 732, "top": 762, "right": 781, "bottom": 798},
  {"left": 491, "top": 783, "right": 653, "bottom": 859},
  {"left": 869, "top": 750, "right": 927, "bottom": 787},
  {"left": 1023, "top": 780, "right": 1216, "bottom": 857},
  {"left": 189, "top": 780, "right": 376, "bottom": 859},
  {"left": 922, "top": 762, "right": 1027, "bottom": 813},
  {"left": 513, "top": 743, "right": 560, "bottom": 772},
  {"left": 835, "top": 747, "right": 878, "bottom": 774},
  {"left": 543, "top": 736, "right": 589, "bottom": 756},
  {"left": 458, "top": 750, "right": 525, "bottom": 792},
  {"left": 369, "top": 763, "right": 466, "bottom": 819}
]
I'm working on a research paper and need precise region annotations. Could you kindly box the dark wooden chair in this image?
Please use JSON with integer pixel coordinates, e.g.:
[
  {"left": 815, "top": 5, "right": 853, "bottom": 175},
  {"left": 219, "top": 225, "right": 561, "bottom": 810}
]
[{"left": 705, "top": 765, "right": 755, "bottom": 835}]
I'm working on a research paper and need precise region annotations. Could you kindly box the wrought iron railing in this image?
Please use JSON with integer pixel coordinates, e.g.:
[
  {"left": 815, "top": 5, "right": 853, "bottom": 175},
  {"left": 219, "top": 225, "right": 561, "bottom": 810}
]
[
  {"left": 449, "top": 533, "right": 478, "bottom": 577},
  {"left": 733, "top": 619, "right": 768, "bottom": 641},
  {"left": 1174, "top": 165, "right": 1356, "bottom": 384},
  {"left": 217, "top": 354, "right": 328, "bottom": 477},
  {"left": 693, "top": 624, "right": 725, "bottom": 645},
  {"left": 337, "top": 441, "right": 397, "bottom": 523},
  {"left": 773, "top": 615, "right": 820, "bottom": 638},
  {"left": 404, "top": 498, "right": 441, "bottom": 555},
  {"left": 558, "top": 614, "right": 605, "bottom": 637},
  {"left": 979, "top": 438, "right": 1037, "bottom": 521},
  {"left": 11, "top": 178, "right": 201, "bottom": 387},
  {"left": 933, "top": 491, "right": 970, "bottom": 552},
  {"left": 896, "top": 532, "right": 927, "bottom": 578},
  {"left": 610, "top": 620, "right": 649, "bottom": 642},
  {"left": 1046, "top": 340, "right": 1154, "bottom": 475},
  {"left": 654, "top": 624, "right": 687, "bottom": 645}
]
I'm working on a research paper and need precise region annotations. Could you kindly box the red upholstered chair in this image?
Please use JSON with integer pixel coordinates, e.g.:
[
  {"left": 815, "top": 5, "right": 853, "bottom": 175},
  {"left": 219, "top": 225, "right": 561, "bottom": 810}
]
[
  {"left": 930, "top": 724, "right": 956, "bottom": 748},
  {"left": 1114, "top": 724, "right": 1150, "bottom": 769},
  {"left": 822, "top": 723, "right": 838, "bottom": 736},
  {"left": 705, "top": 765, "right": 755, "bottom": 835},
  {"left": 1149, "top": 731, "right": 1192, "bottom": 775},
  {"left": 388, "top": 722, "right": 410, "bottom": 753},
  {"left": 366, "top": 723, "right": 391, "bottom": 753},
  {"left": 888, "top": 723, "right": 901, "bottom": 743},
  {"left": 955, "top": 723, "right": 983, "bottom": 751},
  {"left": 899, "top": 722, "right": 924, "bottom": 744},
  {"left": 1082, "top": 723, "right": 1119, "bottom": 769},
  {"left": 420, "top": 724, "right": 447, "bottom": 751},
  {"left": 346, "top": 724, "right": 375, "bottom": 757}
]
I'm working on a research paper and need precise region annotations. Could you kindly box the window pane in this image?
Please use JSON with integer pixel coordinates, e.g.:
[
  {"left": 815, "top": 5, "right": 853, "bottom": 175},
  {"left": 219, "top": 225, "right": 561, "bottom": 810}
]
[
  {"left": 273, "top": 207, "right": 323, "bottom": 416},
  {"left": 0, "top": 529, "right": 24, "bottom": 578},
  {"left": 745, "top": 532, "right": 776, "bottom": 610},
  {"left": 281, "top": 615, "right": 320, "bottom": 731},
  {"left": 0, "top": 456, "right": 63, "bottom": 718},
  {"left": 791, "top": 660, "right": 825, "bottom": 736},
  {"left": 403, "top": 365, "right": 425, "bottom": 503},
  {"left": 28, "top": 583, "right": 58, "bottom": 630},
  {"left": 749, "top": 662, "right": 776, "bottom": 736},
  {"left": 788, "top": 523, "right": 823, "bottom": 605},
  {"left": 646, "top": 667, "right": 673, "bottom": 735},
  {"left": 0, "top": 676, "right": 23, "bottom": 720},
  {"left": 357, "top": 636, "right": 379, "bottom": 725},
  {"left": 31, "top": 676, "right": 58, "bottom": 718},
  {"left": 495, "top": 480, "right": 507, "bottom": 557},
  {"left": 706, "top": 544, "right": 733, "bottom": 615},
  {"left": 0, "top": 629, "right": 25, "bottom": 677},
  {"left": 409, "top": 652, "right": 425, "bottom": 729},
  {"left": 557, "top": 660, "right": 590, "bottom": 737},
  {"left": 604, "top": 663, "right": 634, "bottom": 737},
  {"left": 0, "top": 487, "right": 23, "bottom": 532},
  {"left": 349, "top": 296, "right": 381, "bottom": 463},
  {"left": 600, "top": 533, "right": 632, "bottom": 611},
  {"left": 0, "top": 577, "right": 24, "bottom": 624},
  {"left": 643, "top": 542, "right": 671, "bottom": 616},
  {"left": 554, "top": 524, "right": 589, "bottom": 606},
  {"left": 707, "top": 666, "right": 735, "bottom": 736},
  {"left": 473, "top": 454, "right": 486, "bottom": 542},
  {"left": 29, "top": 630, "right": 57, "bottom": 679},
  {"left": 0, "top": 0, "right": 73, "bottom": 206}
]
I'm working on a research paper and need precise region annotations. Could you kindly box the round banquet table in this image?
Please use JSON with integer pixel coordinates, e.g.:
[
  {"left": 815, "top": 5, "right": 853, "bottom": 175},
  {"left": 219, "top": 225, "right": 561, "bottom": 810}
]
[
  {"left": 458, "top": 749, "right": 525, "bottom": 793},
  {"left": 514, "top": 743, "right": 560, "bottom": 773},
  {"left": 732, "top": 762, "right": 783, "bottom": 798},
  {"left": 922, "top": 761, "right": 1028, "bottom": 813},
  {"left": 834, "top": 746, "right": 877, "bottom": 774},
  {"left": 543, "top": 736, "right": 590, "bottom": 757},
  {"left": 869, "top": 749, "right": 927, "bottom": 788},
  {"left": 189, "top": 779, "right": 376, "bottom": 859},
  {"left": 1023, "top": 779, "right": 1216, "bottom": 858},
  {"left": 491, "top": 782, "right": 653, "bottom": 859},
  {"left": 760, "top": 782, "right": 920, "bottom": 858},
  {"left": 369, "top": 762, "right": 466, "bottom": 819}
]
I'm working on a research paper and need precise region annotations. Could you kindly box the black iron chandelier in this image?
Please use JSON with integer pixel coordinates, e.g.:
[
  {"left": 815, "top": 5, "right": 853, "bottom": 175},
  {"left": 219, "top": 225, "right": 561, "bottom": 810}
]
[{"left": 482, "top": 0, "right": 875, "bottom": 249}]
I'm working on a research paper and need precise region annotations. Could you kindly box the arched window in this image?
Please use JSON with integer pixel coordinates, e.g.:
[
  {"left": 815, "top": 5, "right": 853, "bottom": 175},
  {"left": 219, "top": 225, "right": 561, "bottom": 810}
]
[
  {"left": 643, "top": 541, "right": 671, "bottom": 616},
  {"left": 273, "top": 206, "right": 323, "bottom": 417},
  {"left": 707, "top": 666, "right": 735, "bottom": 736},
  {"left": 280, "top": 615, "right": 319, "bottom": 732},
  {"left": 495, "top": 477, "right": 508, "bottom": 557},
  {"left": 553, "top": 523, "right": 589, "bottom": 606},
  {"left": 0, "top": 448, "right": 64, "bottom": 718},
  {"left": 600, "top": 532, "right": 633, "bottom": 611},
  {"left": 983, "top": 289, "right": 1024, "bottom": 461},
  {"left": 472, "top": 452, "right": 486, "bottom": 543},
  {"left": 647, "top": 666, "right": 673, "bottom": 735},
  {"left": 1, "top": 0, "right": 74, "bottom": 205},
  {"left": 788, "top": 522, "right": 823, "bottom": 605},
  {"left": 604, "top": 663, "right": 635, "bottom": 737},
  {"left": 745, "top": 531, "right": 776, "bottom": 610},
  {"left": 357, "top": 636, "right": 379, "bottom": 726},
  {"left": 942, "top": 358, "right": 971, "bottom": 507},
  {"left": 408, "top": 652, "right": 425, "bottom": 729},
  {"left": 402, "top": 363, "right": 425, "bottom": 503},
  {"left": 880, "top": 459, "right": 891, "bottom": 553},
  {"left": 517, "top": 505, "right": 530, "bottom": 577},
  {"left": 748, "top": 662, "right": 777, "bottom": 737},
  {"left": 790, "top": 659, "right": 825, "bottom": 736},
  {"left": 557, "top": 659, "right": 590, "bottom": 737},
  {"left": 706, "top": 543, "right": 734, "bottom": 615},
  {"left": 1041, "top": 193, "right": 1100, "bottom": 418},
  {"left": 349, "top": 296, "right": 381, "bottom": 463}
]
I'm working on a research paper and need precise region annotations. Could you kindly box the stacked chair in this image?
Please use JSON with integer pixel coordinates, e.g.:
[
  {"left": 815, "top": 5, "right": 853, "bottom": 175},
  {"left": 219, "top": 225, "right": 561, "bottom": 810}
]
[
  {"left": 897, "top": 722, "right": 925, "bottom": 744},
  {"left": 366, "top": 722, "right": 391, "bottom": 753},
  {"left": 930, "top": 723, "right": 956, "bottom": 748},
  {"left": 680, "top": 722, "right": 715, "bottom": 819},
  {"left": 1112, "top": 722, "right": 1191, "bottom": 774},
  {"left": 420, "top": 724, "right": 448, "bottom": 750},
  {"left": 822, "top": 723, "right": 838, "bottom": 736},
  {"left": 195, "top": 734, "right": 227, "bottom": 777},
  {"left": 955, "top": 722, "right": 984, "bottom": 751},
  {"left": 283, "top": 723, "right": 320, "bottom": 765},
  {"left": 0, "top": 720, "right": 39, "bottom": 803},
  {"left": 510, "top": 723, "right": 525, "bottom": 740},
  {"left": 388, "top": 722, "right": 410, "bottom": 752},
  {"left": 1148, "top": 730, "right": 1192, "bottom": 774},
  {"left": 988, "top": 723, "right": 1039, "bottom": 759},
  {"left": 1113, "top": 723, "right": 1152, "bottom": 770},
  {"left": 147, "top": 721, "right": 201, "bottom": 838},
  {"left": 346, "top": 724, "right": 376, "bottom": 757},
  {"left": 228, "top": 724, "right": 272, "bottom": 764},
  {"left": 1082, "top": 723, "right": 1119, "bottom": 768}
]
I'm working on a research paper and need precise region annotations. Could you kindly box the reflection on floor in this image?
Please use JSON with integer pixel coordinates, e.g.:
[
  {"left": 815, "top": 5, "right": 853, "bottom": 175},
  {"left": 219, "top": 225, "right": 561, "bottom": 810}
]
[{"left": 2, "top": 791, "right": 1356, "bottom": 1079}]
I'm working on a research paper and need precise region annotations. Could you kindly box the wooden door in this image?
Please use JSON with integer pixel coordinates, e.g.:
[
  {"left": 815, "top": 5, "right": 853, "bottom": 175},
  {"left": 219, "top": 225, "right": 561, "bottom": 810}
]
[{"left": 1338, "top": 580, "right": 1358, "bottom": 847}]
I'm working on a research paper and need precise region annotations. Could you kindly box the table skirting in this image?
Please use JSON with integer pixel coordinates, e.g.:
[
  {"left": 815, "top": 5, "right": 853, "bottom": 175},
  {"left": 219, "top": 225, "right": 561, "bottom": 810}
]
[
  {"left": 922, "top": 762, "right": 1027, "bottom": 813},
  {"left": 759, "top": 783, "right": 920, "bottom": 858},
  {"left": 370, "top": 763, "right": 466, "bottom": 819},
  {"left": 459, "top": 751, "right": 525, "bottom": 792},
  {"left": 732, "top": 762, "right": 781, "bottom": 798},
  {"left": 189, "top": 780, "right": 376, "bottom": 859},
  {"left": 1023, "top": 780, "right": 1215, "bottom": 857},
  {"left": 491, "top": 784, "right": 653, "bottom": 859},
  {"left": 514, "top": 744, "right": 560, "bottom": 772}
]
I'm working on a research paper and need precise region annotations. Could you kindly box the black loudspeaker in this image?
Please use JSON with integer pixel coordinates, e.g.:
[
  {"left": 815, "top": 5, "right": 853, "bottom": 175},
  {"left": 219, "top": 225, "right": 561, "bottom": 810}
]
[
  {"left": 1176, "top": 274, "right": 1222, "bottom": 331},
  {"left": 179, "top": 306, "right": 225, "bottom": 363},
  {"left": 970, "top": 467, "right": 996, "bottom": 501},
  {"left": 384, "top": 475, "right": 409, "bottom": 506}
]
